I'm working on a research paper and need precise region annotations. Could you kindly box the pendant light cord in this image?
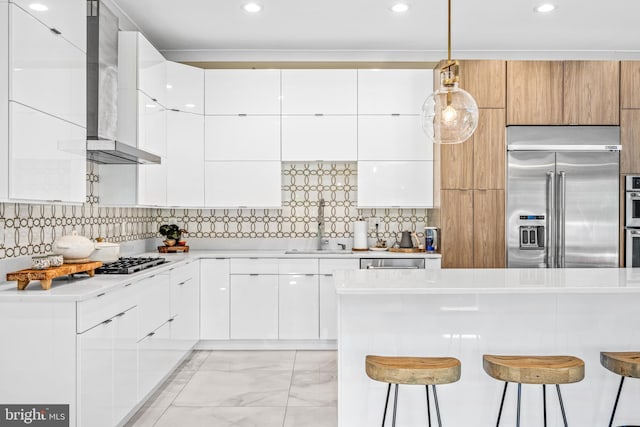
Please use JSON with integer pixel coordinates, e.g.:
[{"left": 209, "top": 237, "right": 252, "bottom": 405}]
[{"left": 447, "top": 0, "right": 451, "bottom": 62}]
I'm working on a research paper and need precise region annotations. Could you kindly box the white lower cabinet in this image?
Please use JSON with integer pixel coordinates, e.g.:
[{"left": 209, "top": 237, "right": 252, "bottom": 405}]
[
  {"left": 230, "top": 274, "right": 278, "bottom": 339},
  {"left": 279, "top": 274, "right": 319, "bottom": 339},
  {"left": 138, "top": 320, "right": 173, "bottom": 400},
  {"left": 319, "top": 259, "right": 359, "bottom": 339},
  {"left": 77, "top": 306, "right": 138, "bottom": 427},
  {"left": 200, "top": 259, "right": 230, "bottom": 339},
  {"left": 170, "top": 262, "right": 200, "bottom": 351}
]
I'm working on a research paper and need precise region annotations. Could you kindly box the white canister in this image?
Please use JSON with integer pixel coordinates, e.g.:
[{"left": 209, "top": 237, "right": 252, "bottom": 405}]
[
  {"left": 90, "top": 242, "right": 120, "bottom": 263},
  {"left": 52, "top": 231, "right": 95, "bottom": 260},
  {"left": 353, "top": 219, "right": 369, "bottom": 250}
]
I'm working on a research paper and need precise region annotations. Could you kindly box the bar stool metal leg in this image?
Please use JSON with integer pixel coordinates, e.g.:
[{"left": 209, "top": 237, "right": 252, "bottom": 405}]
[
  {"left": 392, "top": 384, "right": 399, "bottom": 427},
  {"left": 432, "top": 385, "right": 443, "bottom": 427},
  {"left": 496, "top": 382, "right": 508, "bottom": 427},
  {"left": 516, "top": 383, "right": 522, "bottom": 427},
  {"left": 608, "top": 376, "right": 625, "bottom": 427},
  {"left": 543, "top": 384, "right": 547, "bottom": 427},
  {"left": 381, "top": 383, "right": 391, "bottom": 427},
  {"left": 556, "top": 384, "right": 568, "bottom": 427},
  {"left": 425, "top": 385, "right": 432, "bottom": 427}
]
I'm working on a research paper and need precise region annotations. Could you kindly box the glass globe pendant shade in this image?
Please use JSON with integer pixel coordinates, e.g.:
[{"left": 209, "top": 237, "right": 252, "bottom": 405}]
[{"left": 421, "top": 82, "right": 479, "bottom": 144}]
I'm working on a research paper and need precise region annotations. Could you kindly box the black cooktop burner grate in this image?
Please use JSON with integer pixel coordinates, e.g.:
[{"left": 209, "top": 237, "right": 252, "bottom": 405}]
[{"left": 95, "top": 257, "right": 167, "bottom": 274}]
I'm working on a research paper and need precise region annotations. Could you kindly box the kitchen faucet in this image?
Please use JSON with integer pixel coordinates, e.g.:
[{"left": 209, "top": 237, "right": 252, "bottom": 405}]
[{"left": 318, "top": 197, "right": 329, "bottom": 250}]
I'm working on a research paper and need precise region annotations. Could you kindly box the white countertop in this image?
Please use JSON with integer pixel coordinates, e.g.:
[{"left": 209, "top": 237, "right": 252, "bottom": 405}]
[
  {"left": 334, "top": 267, "right": 640, "bottom": 294},
  {"left": 0, "top": 249, "right": 439, "bottom": 302}
]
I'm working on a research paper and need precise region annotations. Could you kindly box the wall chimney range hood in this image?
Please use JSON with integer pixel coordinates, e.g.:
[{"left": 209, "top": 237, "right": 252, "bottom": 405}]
[{"left": 86, "top": 0, "right": 160, "bottom": 165}]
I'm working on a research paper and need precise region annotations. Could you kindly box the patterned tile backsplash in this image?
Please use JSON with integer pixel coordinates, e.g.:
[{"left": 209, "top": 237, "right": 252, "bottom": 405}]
[{"left": 0, "top": 162, "right": 430, "bottom": 260}]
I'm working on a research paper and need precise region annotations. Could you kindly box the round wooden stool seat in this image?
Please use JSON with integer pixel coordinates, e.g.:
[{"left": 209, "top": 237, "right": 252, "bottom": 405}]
[
  {"left": 365, "top": 355, "right": 461, "bottom": 385},
  {"left": 483, "top": 355, "right": 585, "bottom": 385},
  {"left": 601, "top": 352, "right": 640, "bottom": 378}
]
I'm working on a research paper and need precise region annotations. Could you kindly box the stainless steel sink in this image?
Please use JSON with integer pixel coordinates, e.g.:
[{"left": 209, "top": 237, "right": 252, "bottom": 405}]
[{"left": 284, "top": 249, "right": 353, "bottom": 255}]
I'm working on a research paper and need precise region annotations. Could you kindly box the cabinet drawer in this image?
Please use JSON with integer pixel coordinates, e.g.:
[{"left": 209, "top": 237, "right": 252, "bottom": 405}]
[
  {"left": 77, "top": 284, "right": 135, "bottom": 333},
  {"left": 170, "top": 261, "right": 198, "bottom": 285},
  {"left": 319, "top": 259, "right": 359, "bottom": 275},
  {"left": 230, "top": 258, "right": 279, "bottom": 274},
  {"left": 136, "top": 274, "right": 171, "bottom": 339},
  {"left": 279, "top": 258, "right": 318, "bottom": 275}
]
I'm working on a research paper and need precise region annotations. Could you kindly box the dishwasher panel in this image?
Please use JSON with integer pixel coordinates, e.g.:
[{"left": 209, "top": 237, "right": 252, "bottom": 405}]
[{"left": 359, "top": 258, "right": 425, "bottom": 269}]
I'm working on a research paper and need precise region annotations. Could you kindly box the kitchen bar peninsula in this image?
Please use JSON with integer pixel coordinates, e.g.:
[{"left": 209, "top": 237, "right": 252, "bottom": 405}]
[{"left": 335, "top": 268, "right": 640, "bottom": 426}]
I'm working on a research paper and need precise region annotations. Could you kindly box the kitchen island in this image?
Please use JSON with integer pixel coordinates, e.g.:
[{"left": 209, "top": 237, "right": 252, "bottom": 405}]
[{"left": 335, "top": 268, "right": 640, "bottom": 426}]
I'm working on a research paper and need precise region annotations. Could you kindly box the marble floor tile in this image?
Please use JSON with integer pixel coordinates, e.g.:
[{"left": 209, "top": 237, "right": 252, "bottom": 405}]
[
  {"left": 174, "top": 369, "right": 292, "bottom": 407},
  {"left": 124, "top": 406, "right": 168, "bottom": 427},
  {"left": 287, "top": 370, "right": 337, "bottom": 407},
  {"left": 199, "top": 350, "right": 296, "bottom": 372},
  {"left": 154, "top": 406, "right": 286, "bottom": 427},
  {"left": 179, "top": 350, "right": 211, "bottom": 372},
  {"left": 293, "top": 350, "right": 337, "bottom": 372},
  {"left": 284, "top": 406, "right": 338, "bottom": 427}
]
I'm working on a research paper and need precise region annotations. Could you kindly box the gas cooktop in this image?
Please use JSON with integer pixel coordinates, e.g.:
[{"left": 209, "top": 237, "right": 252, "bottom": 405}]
[{"left": 94, "top": 257, "right": 167, "bottom": 274}]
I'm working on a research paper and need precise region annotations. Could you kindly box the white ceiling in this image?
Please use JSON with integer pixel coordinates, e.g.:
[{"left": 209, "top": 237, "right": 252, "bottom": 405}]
[{"left": 108, "top": 0, "right": 640, "bottom": 62}]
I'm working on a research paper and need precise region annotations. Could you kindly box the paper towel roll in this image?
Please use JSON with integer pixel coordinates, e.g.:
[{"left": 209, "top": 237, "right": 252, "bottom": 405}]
[{"left": 353, "top": 220, "right": 368, "bottom": 250}]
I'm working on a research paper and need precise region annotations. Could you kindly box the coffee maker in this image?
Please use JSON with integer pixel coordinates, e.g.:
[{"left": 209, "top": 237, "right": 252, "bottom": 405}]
[{"left": 424, "top": 227, "right": 439, "bottom": 252}]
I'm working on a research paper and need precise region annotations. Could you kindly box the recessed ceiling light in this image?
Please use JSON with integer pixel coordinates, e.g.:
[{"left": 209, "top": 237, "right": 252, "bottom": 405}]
[
  {"left": 29, "top": 3, "right": 48, "bottom": 11},
  {"left": 243, "top": 3, "right": 262, "bottom": 13},
  {"left": 166, "top": 84, "right": 173, "bottom": 89},
  {"left": 391, "top": 3, "right": 409, "bottom": 13},
  {"left": 185, "top": 103, "right": 195, "bottom": 109},
  {"left": 534, "top": 3, "right": 556, "bottom": 13}
]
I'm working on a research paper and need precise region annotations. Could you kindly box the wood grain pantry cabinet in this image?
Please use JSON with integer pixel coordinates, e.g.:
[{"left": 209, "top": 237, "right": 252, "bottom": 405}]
[
  {"left": 621, "top": 61, "right": 640, "bottom": 109},
  {"left": 621, "top": 109, "right": 640, "bottom": 174},
  {"left": 506, "top": 60, "right": 620, "bottom": 125},
  {"left": 473, "top": 190, "right": 505, "bottom": 268},
  {"left": 440, "top": 190, "right": 474, "bottom": 268}
]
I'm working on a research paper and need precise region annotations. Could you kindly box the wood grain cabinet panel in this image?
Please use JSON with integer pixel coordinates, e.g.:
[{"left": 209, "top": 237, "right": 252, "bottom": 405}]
[
  {"left": 563, "top": 61, "right": 619, "bottom": 125},
  {"left": 441, "top": 190, "right": 474, "bottom": 268},
  {"left": 439, "top": 138, "right": 474, "bottom": 189},
  {"left": 473, "top": 190, "right": 505, "bottom": 268},
  {"left": 621, "top": 109, "right": 640, "bottom": 174},
  {"left": 474, "top": 109, "right": 506, "bottom": 190},
  {"left": 506, "top": 61, "right": 563, "bottom": 125},
  {"left": 621, "top": 61, "right": 640, "bottom": 109},
  {"left": 458, "top": 60, "right": 506, "bottom": 108}
]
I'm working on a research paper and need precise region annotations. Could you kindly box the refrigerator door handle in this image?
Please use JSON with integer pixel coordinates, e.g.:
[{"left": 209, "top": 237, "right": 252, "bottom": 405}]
[
  {"left": 547, "top": 171, "right": 556, "bottom": 268},
  {"left": 558, "top": 171, "right": 567, "bottom": 268}
]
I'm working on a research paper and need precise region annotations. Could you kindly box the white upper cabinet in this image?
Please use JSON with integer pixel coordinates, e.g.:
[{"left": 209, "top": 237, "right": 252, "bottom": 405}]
[
  {"left": 281, "top": 69, "right": 357, "bottom": 114},
  {"left": 166, "top": 111, "right": 204, "bottom": 207},
  {"left": 119, "top": 31, "right": 166, "bottom": 106},
  {"left": 357, "top": 161, "right": 434, "bottom": 208},
  {"left": 9, "top": 4, "right": 86, "bottom": 127},
  {"left": 205, "top": 69, "right": 280, "bottom": 115},
  {"left": 358, "top": 69, "right": 434, "bottom": 115},
  {"left": 166, "top": 61, "right": 204, "bottom": 114},
  {"left": 137, "top": 91, "right": 166, "bottom": 157},
  {"left": 281, "top": 116, "right": 357, "bottom": 161},
  {"left": 9, "top": 102, "right": 86, "bottom": 203},
  {"left": 205, "top": 116, "right": 280, "bottom": 161},
  {"left": 0, "top": 3, "right": 9, "bottom": 201},
  {"left": 11, "top": 0, "right": 86, "bottom": 52},
  {"left": 204, "top": 161, "right": 281, "bottom": 208},
  {"left": 358, "top": 115, "right": 433, "bottom": 161}
]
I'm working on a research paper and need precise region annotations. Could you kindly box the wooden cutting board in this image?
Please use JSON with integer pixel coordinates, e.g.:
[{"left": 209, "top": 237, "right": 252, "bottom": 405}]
[
  {"left": 388, "top": 248, "right": 427, "bottom": 253},
  {"left": 7, "top": 261, "right": 103, "bottom": 290}
]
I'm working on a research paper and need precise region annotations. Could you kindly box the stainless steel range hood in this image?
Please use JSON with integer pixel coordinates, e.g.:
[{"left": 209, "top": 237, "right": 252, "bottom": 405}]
[{"left": 86, "top": 0, "right": 160, "bottom": 165}]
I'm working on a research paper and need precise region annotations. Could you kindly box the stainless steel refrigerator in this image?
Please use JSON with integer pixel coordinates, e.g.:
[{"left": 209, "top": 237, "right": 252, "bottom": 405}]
[{"left": 507, "top": 126, "right": 620, "bottom": 268}]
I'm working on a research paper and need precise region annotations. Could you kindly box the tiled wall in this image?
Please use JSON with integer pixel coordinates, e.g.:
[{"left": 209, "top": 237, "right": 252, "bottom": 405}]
[{"left": 0, "top": 162, "right": 430, "bottom": 260}]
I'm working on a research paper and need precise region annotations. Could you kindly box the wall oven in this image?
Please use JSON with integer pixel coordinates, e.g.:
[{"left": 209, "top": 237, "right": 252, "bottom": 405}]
[
  {"left": 626, "top": 229, "right": 640, "bottom": 267},
  {"left": 625, "top": 176, "right": 640, "bottom": 228}
]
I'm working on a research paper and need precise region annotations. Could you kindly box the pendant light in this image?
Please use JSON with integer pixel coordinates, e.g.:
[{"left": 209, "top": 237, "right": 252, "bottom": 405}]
[{"left": 421, "top": 0, "right": 479, "bottom": 144}]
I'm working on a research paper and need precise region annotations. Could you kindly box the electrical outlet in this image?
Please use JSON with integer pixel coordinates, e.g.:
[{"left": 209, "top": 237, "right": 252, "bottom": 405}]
[{"left": 368, "top": 217, "right": 379, "bottom": 230}]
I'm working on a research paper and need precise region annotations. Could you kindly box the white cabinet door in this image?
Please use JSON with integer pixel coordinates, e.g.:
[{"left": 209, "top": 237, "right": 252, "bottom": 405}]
[
  {"left": 230, "top": 275, "right": 278, "bottom": 339},
  {"left": 0, "top": 3, "right": 8, "bottom": 201},
  {"left": 166, "top": 111, "right": 204, "bottom": 207},
  {"left": 281, "top": 116, "right": 357, "bottom": 161},
  {"left": 78, "top": 320, "right": 113, "bottom": 427},
  {"left": 278, "top": 274, "right": 319, "bottom": 339},
  {"left": 204, "top": 161, "right": 281, "bottom": 208},
  {"left": 170, "top": 277, "right": 199, "bottom": 351},
  {"left": 136, "top": 274, "right": 171, "bottom": 340},
  {"left": 138, "top": 91, "right": 166, "bottom": 156},
  {"left": 358, "top": 69, "right": 433, "bottom": 115},
  {"left": 10, "top": 5, "right": 86, "bottom": 127},
  {"left": 358, "top": 115, "right": 433, "bottom": 161},
  {"left": 281, "top": 69, "right": 357, "bottom": 114},
  {"left": 138, "top": 161, "right": 167, "bottom": 207},
  {"left": 11, "top": 0, "right": 86, "bottom": 52},
  {"left": 200, "top": 259, "right": 230, "bottom": 340},
  {"left": 357, "top": 161, "right": 434, "bottom": 208},
  {"left": 319, "top": 259, "right": 359, "bottom": 340},
  {"left": 205, "top": 69, "right": 280, "bottom": 115},
  {"left": 137, "top": 33, "right": 166, "bottom": 106},
  {"left": 137, "top": 321, "right": 172, "bottom": 400},
  {"left": 113, "top": 307, "right": 138, "bottom": 425},
  {"left": 166, "top": 61, "right": 204, "bottom": 114},
  {"left": 205, "top": 116, "right": 280, "bottom": 161},
  {"left": 9, "top": 102, "right": 86, "bottom": 202}
]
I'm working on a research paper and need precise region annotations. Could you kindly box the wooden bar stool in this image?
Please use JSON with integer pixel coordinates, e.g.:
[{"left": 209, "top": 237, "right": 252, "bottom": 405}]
[
  {"left": 483, "top": 355, "right": 585, "bottom": 427},
  {"left": 600, "top": 351, "right": 640, "bottom": 427},
  {"left": 365, "top": 355, "right": 461, "bottom": 427}
]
